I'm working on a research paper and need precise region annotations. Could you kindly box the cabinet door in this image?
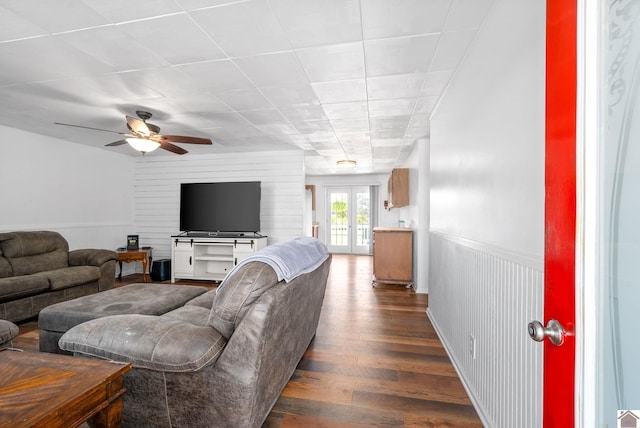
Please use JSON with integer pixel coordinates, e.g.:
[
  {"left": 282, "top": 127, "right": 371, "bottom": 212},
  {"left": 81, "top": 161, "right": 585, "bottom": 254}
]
[
  {"left": 373, "top": 230, "right": 412, "bottom": 283},
  {"left": 173, "top": 241, "right": 194, "bottom": 278}
]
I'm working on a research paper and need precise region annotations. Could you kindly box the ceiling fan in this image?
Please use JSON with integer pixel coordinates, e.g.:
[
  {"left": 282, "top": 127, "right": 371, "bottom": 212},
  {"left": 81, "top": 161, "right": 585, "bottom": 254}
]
[{"left": 54, "top": 110, "right": 213, "bottom": 155}]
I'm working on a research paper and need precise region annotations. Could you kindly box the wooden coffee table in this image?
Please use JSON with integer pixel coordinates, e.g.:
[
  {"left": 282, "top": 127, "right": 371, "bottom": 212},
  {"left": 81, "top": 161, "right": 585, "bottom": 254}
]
[{"left": 0, "top": 349, "right": 131, "bottom": 428}]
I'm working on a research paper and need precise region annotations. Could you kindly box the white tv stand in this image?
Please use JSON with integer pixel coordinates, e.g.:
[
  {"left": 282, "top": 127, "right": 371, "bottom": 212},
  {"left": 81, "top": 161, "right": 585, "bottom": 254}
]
[{"left": 171, "top": 234, "right": 267, "bottom": 282}]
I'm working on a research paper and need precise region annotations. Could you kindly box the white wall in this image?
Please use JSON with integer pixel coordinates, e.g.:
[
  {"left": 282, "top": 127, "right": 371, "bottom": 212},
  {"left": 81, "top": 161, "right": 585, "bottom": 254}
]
[
  {"left": 0, "top": 125, "right": 134, "bottom": 250},
  {"left": 428, "top": 0, "right": 545, "bottom": 426},
  {"left": 132, "top": 150, "right": 305, "bottom": 262}
]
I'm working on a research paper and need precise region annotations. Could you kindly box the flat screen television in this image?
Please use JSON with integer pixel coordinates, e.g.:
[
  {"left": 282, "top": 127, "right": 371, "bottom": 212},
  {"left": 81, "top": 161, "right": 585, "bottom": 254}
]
[{"left": 179, "top": 181, "right": 261, "bottom": 235}]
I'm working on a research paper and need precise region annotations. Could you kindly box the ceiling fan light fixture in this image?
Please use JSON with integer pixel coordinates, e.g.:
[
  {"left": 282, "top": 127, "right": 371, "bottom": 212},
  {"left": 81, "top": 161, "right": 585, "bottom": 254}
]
[
  {"left": 337, "top": 159, "right": 356, "bottom": 167},
  {"left": 126, "top": 137, "right": 160, "bottom": 154}
]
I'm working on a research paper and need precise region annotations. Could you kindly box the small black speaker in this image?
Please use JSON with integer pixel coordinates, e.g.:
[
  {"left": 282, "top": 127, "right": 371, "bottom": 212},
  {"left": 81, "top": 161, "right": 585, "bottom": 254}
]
[{"left": 151, "top": 259, "right": 171, "bottom": 281}]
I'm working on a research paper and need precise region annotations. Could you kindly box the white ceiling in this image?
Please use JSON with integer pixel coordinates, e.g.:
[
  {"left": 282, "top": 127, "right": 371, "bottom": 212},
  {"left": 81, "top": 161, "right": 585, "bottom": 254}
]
[{"left": 0, "top": 0, "right": 493, "bottom": 174}]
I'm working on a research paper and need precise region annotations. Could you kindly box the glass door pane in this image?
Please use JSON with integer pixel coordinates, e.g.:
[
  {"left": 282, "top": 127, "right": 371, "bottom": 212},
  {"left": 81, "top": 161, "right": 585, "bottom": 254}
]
[
  {"left": 596, "top": 2, "right": 640, "bottom": 424},
  {"left": 353, "top": 187, "right": 370, "bottom": 254},
  {"left": 328, "top": 189, "right": 349, "bottom": 252}
]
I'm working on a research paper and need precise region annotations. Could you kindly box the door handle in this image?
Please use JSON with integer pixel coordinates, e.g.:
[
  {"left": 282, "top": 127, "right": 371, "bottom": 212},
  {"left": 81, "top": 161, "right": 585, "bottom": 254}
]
[{"left": 528, "top": 319, "right": 566, "bottom": 346}]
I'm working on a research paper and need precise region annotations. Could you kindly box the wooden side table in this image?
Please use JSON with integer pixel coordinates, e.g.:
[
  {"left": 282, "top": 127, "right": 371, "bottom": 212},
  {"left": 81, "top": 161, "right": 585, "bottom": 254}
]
[
  {"left": 0, "top": 349, "right": 130, "bottom": 428},
  {"left": 116, "top": 248, "right": 152, "bottom": 282}
]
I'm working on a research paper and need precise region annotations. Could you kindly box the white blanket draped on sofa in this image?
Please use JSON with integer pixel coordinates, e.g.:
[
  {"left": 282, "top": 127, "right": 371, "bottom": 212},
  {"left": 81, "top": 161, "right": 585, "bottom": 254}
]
[{"left": 221, "top": 236, "right": 329, "bottom": 285}]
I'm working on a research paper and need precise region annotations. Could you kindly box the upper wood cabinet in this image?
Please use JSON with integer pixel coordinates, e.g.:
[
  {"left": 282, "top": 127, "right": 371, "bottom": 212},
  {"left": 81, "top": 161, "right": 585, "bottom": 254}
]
[{"left": 387, "top": 168, "right": 409, "bottom": 208}]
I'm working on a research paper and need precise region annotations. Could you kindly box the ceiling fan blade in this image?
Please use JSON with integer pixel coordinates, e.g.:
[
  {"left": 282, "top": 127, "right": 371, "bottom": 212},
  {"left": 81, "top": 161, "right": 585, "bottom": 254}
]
[
  {"left": 159, "top": 142, "right": 188, "bottom": 155},
  {"left": 54, "top": 122, "right": 124, "bottom": 135},
  {"left": 105, "top": 139, "right": 128, "bottom": 147},
  {"left": 158, "top": 135, "right": 213, "bottom": 145},
  {"left": 126, "top": 116, "right": 150, "bottom": 137}
]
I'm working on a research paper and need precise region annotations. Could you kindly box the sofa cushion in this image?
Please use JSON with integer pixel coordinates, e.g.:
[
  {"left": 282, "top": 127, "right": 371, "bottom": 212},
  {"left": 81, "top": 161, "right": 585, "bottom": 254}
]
[
  {"left": 0, "top": 231, "right": 69, "bottom": 276},
  {"left": 162, "top": 305, "right": 211, "bottom": 326},
  {"left": 60, "top": 314, "right": 227, "bottom": 372},
  {"left": 185, "top": 289, "right": 216, "bottom": 310},
  {"left": 0, "top": 275, "right": 51, "bottom": 303},
  {"left": 0, "top": 256, "right": 11, "bottom": 278},
  {"left": 208, "top": 262, "right": 279, "bottom": 339},
  {"left": 34, "top": 266, "right": 100, "bottom": 291}
]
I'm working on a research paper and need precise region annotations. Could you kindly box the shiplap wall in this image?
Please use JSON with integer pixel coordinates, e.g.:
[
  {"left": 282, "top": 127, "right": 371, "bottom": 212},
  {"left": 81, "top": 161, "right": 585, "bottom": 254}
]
[
  {"left": 132, "top": 150, "right": 305, "bottom": 262},
  {"left": 428, "top": 232, "right": 544, "bottom": 427}
]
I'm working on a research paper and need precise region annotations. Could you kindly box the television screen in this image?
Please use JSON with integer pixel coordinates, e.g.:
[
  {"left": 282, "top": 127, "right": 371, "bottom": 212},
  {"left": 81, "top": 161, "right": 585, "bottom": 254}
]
[{"left": 180, "top": 181, "right": 261, "bottom": 234}]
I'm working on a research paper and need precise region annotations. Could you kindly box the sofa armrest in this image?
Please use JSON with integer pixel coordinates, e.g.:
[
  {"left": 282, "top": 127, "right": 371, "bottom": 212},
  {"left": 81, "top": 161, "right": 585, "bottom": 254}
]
[
  {"left": 69, "top": 249, "right": 115, "bottom": 267},
  {"left": 59, "top": 314, "right": 227, "bottom": 372}
]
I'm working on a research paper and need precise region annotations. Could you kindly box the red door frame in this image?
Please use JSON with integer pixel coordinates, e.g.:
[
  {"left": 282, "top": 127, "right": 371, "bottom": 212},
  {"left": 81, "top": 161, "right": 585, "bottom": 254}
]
[{"left": 544, "top": 0, "right": 577, "bottom": 426}]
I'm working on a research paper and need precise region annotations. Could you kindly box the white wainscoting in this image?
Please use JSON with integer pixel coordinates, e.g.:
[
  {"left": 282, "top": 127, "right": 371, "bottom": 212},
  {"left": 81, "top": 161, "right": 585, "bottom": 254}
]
[
  {"left": 428, "top": 231, "right": 544, "bottom": 428},
  {"left": 132, "top": 151, "right": 305, "bottom": 264}
]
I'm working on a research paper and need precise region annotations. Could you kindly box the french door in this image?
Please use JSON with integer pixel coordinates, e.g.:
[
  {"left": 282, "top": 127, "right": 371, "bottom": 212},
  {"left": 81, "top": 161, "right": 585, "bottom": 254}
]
[{"left": 326, "top": 186, "right": 371, "bottom": 254}]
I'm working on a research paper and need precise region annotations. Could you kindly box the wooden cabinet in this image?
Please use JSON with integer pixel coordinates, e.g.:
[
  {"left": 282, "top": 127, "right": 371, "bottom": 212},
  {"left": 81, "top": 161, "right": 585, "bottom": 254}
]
[
  {"left": 372, "top": 227, "right": 413, "bottom": 287},
  {"left": 387, "top": 168, "right": 409, "bottom": 208},
  {"left": 171, "top": 236, "right": 267, "bottom": 282}
]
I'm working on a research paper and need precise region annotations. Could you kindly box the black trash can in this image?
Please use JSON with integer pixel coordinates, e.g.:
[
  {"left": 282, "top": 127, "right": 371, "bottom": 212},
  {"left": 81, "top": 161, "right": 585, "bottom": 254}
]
[{"left": 151, "top": 259, "right": 171, "bottom": 281}]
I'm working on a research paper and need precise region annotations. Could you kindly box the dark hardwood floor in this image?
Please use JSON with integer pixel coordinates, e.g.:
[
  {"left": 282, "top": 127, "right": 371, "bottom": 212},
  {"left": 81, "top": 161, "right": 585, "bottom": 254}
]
[{"left": 13, "top": 254, "right": 482, "bottom": 427}]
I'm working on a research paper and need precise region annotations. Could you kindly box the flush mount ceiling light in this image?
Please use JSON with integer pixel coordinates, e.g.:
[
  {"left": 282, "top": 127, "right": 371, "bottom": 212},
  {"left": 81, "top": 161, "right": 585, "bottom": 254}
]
[
  {"left": 126, "top": 137, "right": 161, "bottom": 154},
  {"left": 336, "top": 159, "right": 356, "bottom": 167}
]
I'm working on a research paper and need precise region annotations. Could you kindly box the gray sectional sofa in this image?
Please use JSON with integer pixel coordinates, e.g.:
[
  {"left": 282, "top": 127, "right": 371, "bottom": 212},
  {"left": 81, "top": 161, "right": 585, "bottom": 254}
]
[
  {"left": 60, "top": 237, "right": 331, "bottom": 428},
  {"left": 0, "top": 231, "right": 116, "bottom": 323}
]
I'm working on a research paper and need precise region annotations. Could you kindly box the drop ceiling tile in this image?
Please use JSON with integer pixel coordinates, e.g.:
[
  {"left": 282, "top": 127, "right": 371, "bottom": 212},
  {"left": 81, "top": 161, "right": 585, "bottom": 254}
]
[
  {"left": 197, "top": 111, "right": 255, "bottom": 128},
  {"left": 304, "top": 132, "right": 340, "bottom": 145},
  {"left": 214, "top": 88, "right": 274, "bottom": 111},
  {"left": 268, "top": 0, "right": 361, "bottom": 48},
  {"left": 177, "top": 59, "right": 254, "bottom": 92},
  {"left": 169, "top": 93, "right": 232, "bottom": 114},
  {"left": 0, "top": 37, "right": 114, "bottom": 86},
  {"left": 366, "top": 73, "right": 426, "bottom": 100},
  {"left": 361, "top": 0, "right": 451, "bottom": 39},
  {"left": 260, "top": 84, "right": 320, "bottom": 110},
  {"left": 444, "top": 0, "right": 493, "bottom": 31},
  {"left": 118, "top": 14, "right": 226, "bottom": 64},
  {"left": 371, "top": 137, "right": 403, "bottom": 147},
  {"left": 370, "top": 128, "right": 406, "bottom": 139},
  {"left": 430, "top": 29, "right": 477, "bottom": 71},
  {"left": 210, "top": 124, "right": 264, "bottom": 139},
  {"left": 296, "top": 42, "right": 365, "bottom": 82},
  {"left": 124, "top": 67, "right": 209, "bottom": 97},
  {"left": 83, "top": 0, "right": 183, "bottom": 23},
  {"left": 364, "top": 34, "right": 438, "bottom": 77},
  {"left": 0, "top": 6, "right": 47, "bottom": 41},
  {"left": 56, "top": 27, "right": 169, "bottom": 72},
  {"left": 234, "top": 52, "right": 309, "bottom": 87},
  {"left": 239, "top": 109, "right": 288, "bottom": 125},
  {"left": 279, "top": 105, "right": 327, "bottom": 122},
  {"left": 322, "top": 101, "right": 368, "bottom": 121},
  {"left": 2, "top": 0, "right": 110, "bottom": 33},
  {"left": 368, "top": 99, "right": 417, "bottom": 117},
  {"left": 311, "top": 79, "right": 366, "bottom": 104},
  {"left": 369, "top": 115, "right": 411, "bottom": 131},
  {"left": 330, "top": 118, "right": 369, "bottom": 133},
  {"left": 337, "top": 132, "right": 370, "bottom": 146},
  {"left": 255, "top": 123, "right": 299, "bottom": 135},
  {"left": 292, "top": 120, "right": 335, "bottom": 134},
  {"left": 190, "top": 0, "right": 290, "bottom": 57}
]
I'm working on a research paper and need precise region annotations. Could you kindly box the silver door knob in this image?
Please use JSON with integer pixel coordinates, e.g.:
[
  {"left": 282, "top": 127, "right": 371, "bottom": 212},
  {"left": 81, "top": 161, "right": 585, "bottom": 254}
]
[{"left": 528, "top": 319, "right": 565, "bottom": 346}]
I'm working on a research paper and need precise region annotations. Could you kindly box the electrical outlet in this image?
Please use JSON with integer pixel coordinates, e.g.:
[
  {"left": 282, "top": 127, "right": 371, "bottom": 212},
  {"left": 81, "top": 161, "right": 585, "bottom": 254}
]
[{"left": 469, "top": 335, "right": 476, "bottom": 359}]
